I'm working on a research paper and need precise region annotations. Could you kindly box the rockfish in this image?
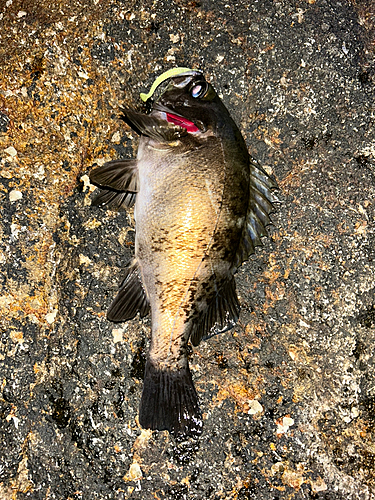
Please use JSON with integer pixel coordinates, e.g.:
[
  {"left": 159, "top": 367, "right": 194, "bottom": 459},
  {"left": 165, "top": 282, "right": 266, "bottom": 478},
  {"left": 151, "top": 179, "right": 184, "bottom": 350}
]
[{"left": 90, "top": 68, "right": 277, "bottom": 437}]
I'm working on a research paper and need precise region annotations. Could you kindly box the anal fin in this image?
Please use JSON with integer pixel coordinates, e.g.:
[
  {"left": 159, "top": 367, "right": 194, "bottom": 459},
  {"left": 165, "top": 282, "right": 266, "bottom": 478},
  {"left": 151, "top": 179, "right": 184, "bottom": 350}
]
[
  {"left": 107, "top": 259, "right": 150, "bottom": 322},
  {"left": 190, "top": 276, "right": 240, "bottom": 347}
]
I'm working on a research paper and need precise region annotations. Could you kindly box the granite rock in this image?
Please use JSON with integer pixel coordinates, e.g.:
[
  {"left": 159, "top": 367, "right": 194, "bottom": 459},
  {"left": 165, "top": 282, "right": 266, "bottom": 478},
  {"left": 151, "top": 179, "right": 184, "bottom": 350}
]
[{"left": 0, "top": 0, "right": 374, "bottom": 498}]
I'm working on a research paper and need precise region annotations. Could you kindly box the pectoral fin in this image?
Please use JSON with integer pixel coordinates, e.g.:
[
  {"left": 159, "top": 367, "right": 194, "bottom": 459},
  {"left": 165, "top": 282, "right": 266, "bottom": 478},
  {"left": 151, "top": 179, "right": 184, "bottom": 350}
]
[
  {"left": 91, "top": 188, "right": 137, "bottom": 209},
  {"left": 90, "top": 159, "right": 138, "bottom": 209},
  {"left": 90, "top": 159, "right": 139, "bottom": 192},
  {"left": 107, "top": 259, "right": 150, "bottom": 322},
  {"left": 190, "top": 276, "right": 240, "bottom": 347},
  {"left": 120, "top": 107, "right": 187, "bottom": 142}
]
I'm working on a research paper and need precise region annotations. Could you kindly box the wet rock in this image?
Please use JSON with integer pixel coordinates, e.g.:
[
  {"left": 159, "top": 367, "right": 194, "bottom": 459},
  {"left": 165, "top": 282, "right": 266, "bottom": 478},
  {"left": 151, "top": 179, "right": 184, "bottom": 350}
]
[{"left": 0, "top": 0, "right": 374, "bottom": 499}]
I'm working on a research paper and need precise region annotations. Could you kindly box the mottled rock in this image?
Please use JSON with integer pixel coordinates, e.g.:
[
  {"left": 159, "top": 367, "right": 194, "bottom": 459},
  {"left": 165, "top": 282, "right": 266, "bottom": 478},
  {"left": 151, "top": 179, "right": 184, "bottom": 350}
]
[{"left": 0, "top": 0, "right": 374, "bottom": 499}]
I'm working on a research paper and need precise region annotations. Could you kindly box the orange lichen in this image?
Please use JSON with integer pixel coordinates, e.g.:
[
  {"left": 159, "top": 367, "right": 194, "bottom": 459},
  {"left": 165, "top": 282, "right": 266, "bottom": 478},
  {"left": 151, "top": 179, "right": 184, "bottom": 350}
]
[{"left": 215, "top": 372, "right": 264, "bottom": 414}]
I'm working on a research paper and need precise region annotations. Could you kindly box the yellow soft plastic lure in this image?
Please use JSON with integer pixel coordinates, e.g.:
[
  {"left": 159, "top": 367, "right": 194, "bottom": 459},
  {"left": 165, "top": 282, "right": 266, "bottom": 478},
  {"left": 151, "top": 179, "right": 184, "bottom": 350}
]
[{"left": 140, "top": 67, "right": 199, "bottom": 102}]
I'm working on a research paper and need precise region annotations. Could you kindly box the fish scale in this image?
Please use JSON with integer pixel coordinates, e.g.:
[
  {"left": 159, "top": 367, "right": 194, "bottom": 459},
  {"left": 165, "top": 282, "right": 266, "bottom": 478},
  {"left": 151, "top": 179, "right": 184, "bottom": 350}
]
[{"left": 137, "top": 138, "right": 225, "bottom": 362}]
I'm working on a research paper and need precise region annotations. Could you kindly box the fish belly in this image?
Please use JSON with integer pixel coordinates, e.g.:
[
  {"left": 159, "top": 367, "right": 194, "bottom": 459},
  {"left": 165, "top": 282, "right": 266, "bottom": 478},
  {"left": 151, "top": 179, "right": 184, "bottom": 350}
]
[{"left": 136, "top": 143, "right": 224, "bottom": 364}]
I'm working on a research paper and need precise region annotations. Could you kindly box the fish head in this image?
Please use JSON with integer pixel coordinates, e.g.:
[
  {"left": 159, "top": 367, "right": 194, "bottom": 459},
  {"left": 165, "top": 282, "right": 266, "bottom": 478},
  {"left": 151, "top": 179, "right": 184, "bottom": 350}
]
[{"left": 152, "top": 72, "right": 229, "bottom": 134}]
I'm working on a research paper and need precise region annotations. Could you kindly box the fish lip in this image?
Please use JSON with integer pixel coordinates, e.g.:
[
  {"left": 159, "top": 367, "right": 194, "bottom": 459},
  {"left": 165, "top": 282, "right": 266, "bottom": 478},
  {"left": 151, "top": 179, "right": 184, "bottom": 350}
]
[{"left": 153, "top": 103, "right": 203, "bottom": 132}]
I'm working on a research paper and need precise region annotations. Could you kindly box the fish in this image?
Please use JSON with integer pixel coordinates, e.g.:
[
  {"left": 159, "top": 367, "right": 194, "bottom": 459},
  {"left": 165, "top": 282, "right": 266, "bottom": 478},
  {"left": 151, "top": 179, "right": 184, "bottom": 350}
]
[{"left": 89, "top": 67, "right": 277, "bottom": 438}]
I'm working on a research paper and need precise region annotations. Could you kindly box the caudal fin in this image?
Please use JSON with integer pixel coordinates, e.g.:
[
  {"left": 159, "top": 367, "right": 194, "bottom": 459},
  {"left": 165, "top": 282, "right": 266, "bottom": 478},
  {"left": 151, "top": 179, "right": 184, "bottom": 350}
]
[{"left": 139, "top": 360, "right": 203, "bottom": 438}]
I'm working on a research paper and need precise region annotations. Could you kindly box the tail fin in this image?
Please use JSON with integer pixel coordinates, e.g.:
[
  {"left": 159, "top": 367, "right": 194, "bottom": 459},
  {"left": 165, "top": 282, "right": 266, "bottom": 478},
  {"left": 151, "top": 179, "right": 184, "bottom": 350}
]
[{"left": 139, "top": 360, "right": 203, "bottom": 438}]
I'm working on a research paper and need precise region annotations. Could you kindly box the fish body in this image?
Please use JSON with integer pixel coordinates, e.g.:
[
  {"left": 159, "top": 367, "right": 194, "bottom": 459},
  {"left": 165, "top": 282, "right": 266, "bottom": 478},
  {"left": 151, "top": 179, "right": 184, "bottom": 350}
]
[{"left": 90, "top": 69, "right": 277, "bottom": 437}]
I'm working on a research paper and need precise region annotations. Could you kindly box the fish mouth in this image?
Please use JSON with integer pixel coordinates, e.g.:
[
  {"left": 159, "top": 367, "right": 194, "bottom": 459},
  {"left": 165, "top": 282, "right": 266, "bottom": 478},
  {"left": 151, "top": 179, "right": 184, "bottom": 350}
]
[{"left": 153, "top": 103, "right": 201, "bottom": 133}]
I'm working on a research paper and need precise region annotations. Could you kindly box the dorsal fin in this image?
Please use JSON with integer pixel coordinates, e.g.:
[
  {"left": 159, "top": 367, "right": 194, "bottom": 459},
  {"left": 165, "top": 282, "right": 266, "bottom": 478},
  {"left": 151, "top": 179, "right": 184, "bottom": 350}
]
[{"left": 235, "top": 161, "right": 278, "bottom": 268}]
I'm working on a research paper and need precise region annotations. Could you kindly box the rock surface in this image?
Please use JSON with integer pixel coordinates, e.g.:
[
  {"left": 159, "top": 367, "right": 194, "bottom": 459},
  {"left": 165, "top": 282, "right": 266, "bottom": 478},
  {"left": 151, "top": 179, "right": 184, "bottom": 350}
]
[{"left": 0, "top": 0, "right": 374, "bottom": 498}]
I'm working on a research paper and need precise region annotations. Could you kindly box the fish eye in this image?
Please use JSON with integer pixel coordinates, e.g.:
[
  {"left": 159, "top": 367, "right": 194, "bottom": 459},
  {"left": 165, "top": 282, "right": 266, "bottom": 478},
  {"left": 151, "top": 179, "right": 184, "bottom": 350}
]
[{"left": 190, "top": 82, "right": 208, "bottom": 99}]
